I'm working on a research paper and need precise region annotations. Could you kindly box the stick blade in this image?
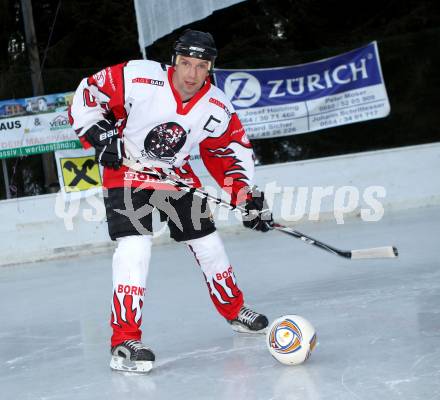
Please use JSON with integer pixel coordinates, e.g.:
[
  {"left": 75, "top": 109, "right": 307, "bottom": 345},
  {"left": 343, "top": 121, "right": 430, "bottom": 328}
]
[{"left": 351, "top": 246, "right": 398, "bottom": 260}]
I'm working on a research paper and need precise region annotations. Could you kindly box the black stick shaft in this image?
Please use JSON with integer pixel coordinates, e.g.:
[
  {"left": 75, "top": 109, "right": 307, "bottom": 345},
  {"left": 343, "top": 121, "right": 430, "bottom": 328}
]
[
  {"left": 122, "top": 158, "right": 396, "bottom": 259},
  {"left": 272, "top": 224, "right": 351, "bottom": 258}
]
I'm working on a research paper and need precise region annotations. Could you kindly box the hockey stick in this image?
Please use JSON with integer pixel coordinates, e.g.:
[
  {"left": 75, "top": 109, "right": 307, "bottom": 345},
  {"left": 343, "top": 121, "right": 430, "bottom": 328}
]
[
  {"left": 122, "top": 157, "right": 398, "bottom": 260},
  {"left": 271, "top": 224, "right": 398, "bottom": 259}
]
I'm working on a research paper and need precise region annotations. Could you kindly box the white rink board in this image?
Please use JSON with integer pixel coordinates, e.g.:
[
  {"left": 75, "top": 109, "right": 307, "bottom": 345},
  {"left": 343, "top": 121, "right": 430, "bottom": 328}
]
[{"left": 0, "top": 142, "right": 439, "bottom": 266}]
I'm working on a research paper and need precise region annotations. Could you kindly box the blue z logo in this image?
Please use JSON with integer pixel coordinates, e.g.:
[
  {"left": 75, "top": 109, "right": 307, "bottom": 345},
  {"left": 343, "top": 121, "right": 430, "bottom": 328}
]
[{"left": 229, "top": 78, "right": 257, "bottom": 102}]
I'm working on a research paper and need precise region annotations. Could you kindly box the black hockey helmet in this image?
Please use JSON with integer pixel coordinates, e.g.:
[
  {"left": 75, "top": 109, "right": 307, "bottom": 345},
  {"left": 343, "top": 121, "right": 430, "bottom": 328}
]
[{"left": 172, "top": 29, "right": 217, "bottom": 72}]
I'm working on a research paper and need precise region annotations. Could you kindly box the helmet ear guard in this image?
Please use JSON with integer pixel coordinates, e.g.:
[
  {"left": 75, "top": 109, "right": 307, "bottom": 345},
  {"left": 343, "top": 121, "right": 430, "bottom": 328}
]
[{"left": 172, "top": 29, "right": 217, "bottom": 73}]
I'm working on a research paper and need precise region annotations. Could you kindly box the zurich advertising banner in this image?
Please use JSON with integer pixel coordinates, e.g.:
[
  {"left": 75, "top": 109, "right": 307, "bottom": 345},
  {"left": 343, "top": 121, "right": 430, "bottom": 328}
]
[
  {"left": 0, "top": 92, "right": 80, "bottom": 159},
  {"left": 214, "top": 41, "right": 390, "bottom": 139}
]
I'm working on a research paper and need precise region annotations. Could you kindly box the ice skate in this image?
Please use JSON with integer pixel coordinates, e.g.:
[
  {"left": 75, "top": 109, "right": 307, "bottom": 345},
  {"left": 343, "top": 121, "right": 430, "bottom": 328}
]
[
  {"left": 110, "top": 340, "right": 155, "bottom": 373},
  {"left": 227, "top": 305, "right": 268, "bottom": 333}
]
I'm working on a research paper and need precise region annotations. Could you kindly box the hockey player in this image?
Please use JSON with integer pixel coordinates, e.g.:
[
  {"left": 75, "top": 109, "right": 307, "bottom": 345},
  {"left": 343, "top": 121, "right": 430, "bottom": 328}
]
[{"left": 69, "top": 29, "right": 274, "bottom": 373}]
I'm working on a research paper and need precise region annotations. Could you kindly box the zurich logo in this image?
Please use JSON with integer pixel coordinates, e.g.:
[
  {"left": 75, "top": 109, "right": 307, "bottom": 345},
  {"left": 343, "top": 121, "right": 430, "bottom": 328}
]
[{"left": 224, "top": 72, "right": 261, "bottom": 108}]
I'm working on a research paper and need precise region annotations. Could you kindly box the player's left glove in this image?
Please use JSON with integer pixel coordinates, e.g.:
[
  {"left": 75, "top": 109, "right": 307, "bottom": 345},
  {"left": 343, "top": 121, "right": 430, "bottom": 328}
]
[{"left": 242, "top": 187, "right": 274, "bottom": 233}]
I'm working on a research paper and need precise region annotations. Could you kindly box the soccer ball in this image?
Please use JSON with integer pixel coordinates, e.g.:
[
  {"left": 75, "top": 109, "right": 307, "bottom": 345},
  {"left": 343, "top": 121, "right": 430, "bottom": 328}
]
[{"left": 266, "top": 315, "right": 317, "bottom": 365}]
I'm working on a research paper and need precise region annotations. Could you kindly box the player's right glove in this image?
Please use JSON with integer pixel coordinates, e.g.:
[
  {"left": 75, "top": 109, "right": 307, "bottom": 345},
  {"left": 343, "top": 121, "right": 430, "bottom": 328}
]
[
  {"left": 83, "top": 119, "right": 123, "bottom": 169},
  {"left": 242, "top": 187, "right": 274, "bottom": 232}
]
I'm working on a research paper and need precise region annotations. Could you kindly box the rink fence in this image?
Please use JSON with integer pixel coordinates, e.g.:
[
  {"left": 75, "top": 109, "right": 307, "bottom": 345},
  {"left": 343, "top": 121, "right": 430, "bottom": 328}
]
[{"left": 1, "top": 142, "right": 439, "bottom": 266}]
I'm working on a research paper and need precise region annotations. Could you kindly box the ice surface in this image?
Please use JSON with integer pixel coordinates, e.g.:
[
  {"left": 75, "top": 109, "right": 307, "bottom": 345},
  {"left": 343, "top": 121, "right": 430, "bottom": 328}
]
[{"left": 1, "top": 206, "right": 439, "bottom": 400}]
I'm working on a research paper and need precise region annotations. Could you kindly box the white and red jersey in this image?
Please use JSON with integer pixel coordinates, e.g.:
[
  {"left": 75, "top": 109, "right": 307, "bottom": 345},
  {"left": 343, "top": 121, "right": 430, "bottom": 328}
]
[{"left": 69, "top": 60, "right": 254, "bottom": 205}]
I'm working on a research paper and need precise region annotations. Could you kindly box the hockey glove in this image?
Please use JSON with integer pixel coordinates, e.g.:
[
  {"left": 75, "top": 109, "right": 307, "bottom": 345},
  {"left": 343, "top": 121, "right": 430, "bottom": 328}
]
[
  {"left": 242, "top": 187, "right": 274, "bottom": 232},
  {"left": 84, "top": 120, "right": 123, "bottom": 169}
]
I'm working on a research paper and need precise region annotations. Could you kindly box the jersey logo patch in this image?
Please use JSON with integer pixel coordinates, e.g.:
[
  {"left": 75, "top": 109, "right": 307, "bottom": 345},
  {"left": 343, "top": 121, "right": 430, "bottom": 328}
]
[
  {"left": 132, "top": 77, "right": 164, "bottom": 86},
  {"left": 141, "top": 122, "right": 187, "bottom": 163}
]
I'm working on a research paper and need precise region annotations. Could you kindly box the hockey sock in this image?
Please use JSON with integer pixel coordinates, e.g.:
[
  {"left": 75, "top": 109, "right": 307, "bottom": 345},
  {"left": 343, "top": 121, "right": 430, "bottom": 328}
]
[
  {"left": 110, "top": 235, "right": 152, "bottom": 347},
  {"left": 186, "top": 231, "right": 243, "bottom": 320}
]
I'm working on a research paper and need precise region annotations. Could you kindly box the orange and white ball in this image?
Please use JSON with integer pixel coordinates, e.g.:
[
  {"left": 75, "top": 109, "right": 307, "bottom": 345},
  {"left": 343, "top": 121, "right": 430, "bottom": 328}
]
[{"left": 266, "top": 315, "right": 317, "bottom": 365}]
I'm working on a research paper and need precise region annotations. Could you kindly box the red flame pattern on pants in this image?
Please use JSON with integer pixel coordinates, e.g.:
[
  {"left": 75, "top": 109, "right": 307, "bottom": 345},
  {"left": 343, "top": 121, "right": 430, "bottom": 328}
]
[
  {"left": 187, "top": 235, "right": 244, "bottom": 321},
  {"left": 204, "top": 271, "right": 243, "bottom": 321},
  {"left": 110, "top": 291, "right": 143, "bottom": 347}
]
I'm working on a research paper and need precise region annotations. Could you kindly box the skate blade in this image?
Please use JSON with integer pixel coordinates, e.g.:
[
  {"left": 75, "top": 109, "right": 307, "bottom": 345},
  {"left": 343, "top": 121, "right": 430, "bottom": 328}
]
[
  {"left": 110, "top": 356, "right": 153, "bottom": 373},
  {"left": 230, "top": 323, "right": 268, "bottom": 334}
]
